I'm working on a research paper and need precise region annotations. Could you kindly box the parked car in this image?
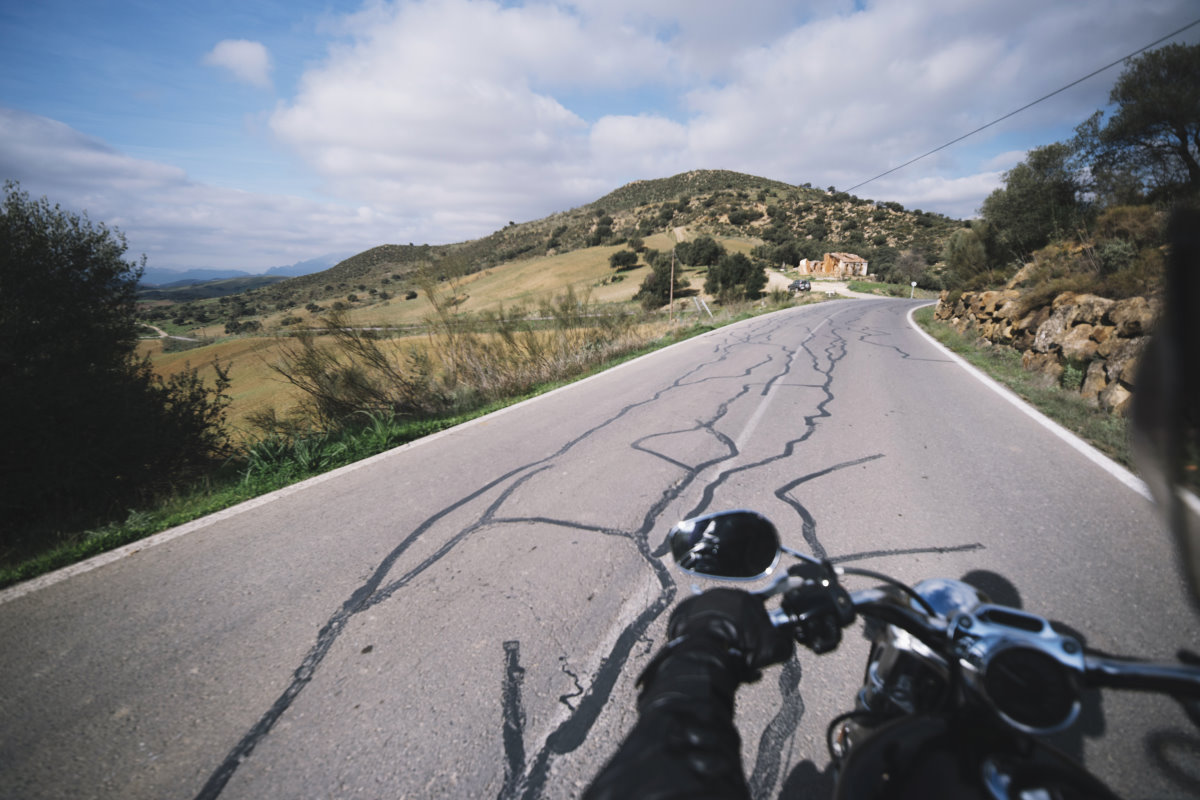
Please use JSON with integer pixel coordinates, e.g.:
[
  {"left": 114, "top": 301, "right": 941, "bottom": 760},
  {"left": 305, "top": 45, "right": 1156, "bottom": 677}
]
[{"left": 788, "top": 279, "right": 811, "bottom": 293}]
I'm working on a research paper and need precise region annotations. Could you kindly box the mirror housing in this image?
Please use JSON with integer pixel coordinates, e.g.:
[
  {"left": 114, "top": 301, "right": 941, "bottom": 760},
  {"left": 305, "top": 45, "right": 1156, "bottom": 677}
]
[{"left": 668, "top": 510, "right": 781, "bottom": 580}]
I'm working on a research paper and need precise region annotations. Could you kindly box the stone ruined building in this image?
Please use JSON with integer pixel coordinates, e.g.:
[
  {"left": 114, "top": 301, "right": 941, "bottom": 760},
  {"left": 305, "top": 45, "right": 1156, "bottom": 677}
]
[{"left": 797, "top": 252, "right": 869, "bottom": 278}]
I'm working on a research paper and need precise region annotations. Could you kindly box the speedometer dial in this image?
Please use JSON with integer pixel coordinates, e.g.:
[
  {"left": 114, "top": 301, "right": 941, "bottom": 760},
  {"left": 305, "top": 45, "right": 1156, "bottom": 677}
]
[{"left": 982, "top": 646, "right": 1079, "bottom": 732}]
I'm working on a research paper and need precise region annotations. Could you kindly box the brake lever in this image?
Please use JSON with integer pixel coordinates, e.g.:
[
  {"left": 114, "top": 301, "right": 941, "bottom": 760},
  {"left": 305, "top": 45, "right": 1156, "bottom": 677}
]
[
  {"left": 777, "top": 561, "right": 857, "bottom": 653},
  {"left": 756, "top": 550, "right": 842, "bottom": 599}
]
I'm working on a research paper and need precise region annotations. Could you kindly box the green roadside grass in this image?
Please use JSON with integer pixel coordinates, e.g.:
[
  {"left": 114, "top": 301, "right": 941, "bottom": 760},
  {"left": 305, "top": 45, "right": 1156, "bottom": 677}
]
[
  {"left": 847, "top": 280, "right": 939, "bottom": 299},
  {"left": 912, "top": 306, "right": 1132, "bottom": 467},
  {"left": 1, "top": 309, "right": 777, "bottom": 590},
  {"left": 16, "top": 297, "right": 1115, "bottom": 592}
]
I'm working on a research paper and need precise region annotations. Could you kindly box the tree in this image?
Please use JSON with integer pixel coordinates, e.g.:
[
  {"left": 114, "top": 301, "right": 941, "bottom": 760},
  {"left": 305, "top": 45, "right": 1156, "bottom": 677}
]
[
  {"left": 704, "top": 252, "right": 767, "bottom": 301},
  {"left": 634, "top": 253, "right": 689, "bottom": 310},
  {"left": 943, "top": 227, "right": 989, "bottom": 286},
  {"left": 980, "top": 143, "right": 1086, "bottom": 263},
  {"left": 677, "top": 235, "right": 724, "bottom": 267},
  {"left": 0, "top": 182, "right": 230, "bottom": 542},
  {"left": 771, "top": 240, "right": 801, "bottom": 267},
  {"left": 609, "top": 250, "right": 639, "bottom": 270},
  {"left": 1075, "top": 43, "right": 1200, "bottom": 202},
  {"left": 891, "top": 249, "right": 927, "bottom": 285}
]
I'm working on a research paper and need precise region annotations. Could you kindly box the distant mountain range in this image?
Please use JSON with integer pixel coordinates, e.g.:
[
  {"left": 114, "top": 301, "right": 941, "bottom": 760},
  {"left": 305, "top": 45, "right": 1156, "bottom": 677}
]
[{"left": 139, "top": 254, "right": 348, "bottom": 288}]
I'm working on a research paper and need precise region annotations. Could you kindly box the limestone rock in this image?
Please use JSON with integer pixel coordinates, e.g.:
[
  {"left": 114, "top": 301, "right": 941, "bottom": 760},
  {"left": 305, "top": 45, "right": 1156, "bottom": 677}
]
[
  {"left": 1102, "top": 337, "right": 1147, "bottom": 385},
  {"left": 1059, "top": 324, "right": 1099, "bottom": 361},
  {"left": 1052, "top": 291, "right": 1079, "bottom": 310},
  {"left": 1006, "top": 262, "right": 1038, "bottom": 289},
  {"left": 1099, "top": 381, "right": 1132, "bottom": 415},
  {"left": 1090, "top": 325, "right": 1115, "bottom": 346},
  {"left": 1108, "top": 296, "right": 1155, "bottom": 337},
  {"left": 1033, "top": 307, "right": 1070, "bottom": 353},
  {"left": 978, "top": 289, "right": 1020, "bottom": 317},
  {"left": 1016, "top": 307, "right": 1050, "bottom": 334},
  {"left": 1081, "top": 360, "right": 1107, "bottom": 404},
  {"left": 1022, "top": 351, "right": 1064, "bottom": 388}
]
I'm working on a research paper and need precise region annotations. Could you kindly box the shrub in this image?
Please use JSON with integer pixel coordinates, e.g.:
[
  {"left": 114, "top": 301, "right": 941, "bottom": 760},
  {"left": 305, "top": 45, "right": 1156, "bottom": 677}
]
[
  {"left": 0, "top": 182, "right": 232, "bottom": 544},
  {"left": 705, "top": 253, "right": 767, "bottom": 301},
  {"left": 1095, "top": 205, "right": 1163, "bottom": 247},
  {"left": 634, "top": 254, "right": 689, "bottom": 310},
  {"left": 609, "top": 250, "right": 639, "bottom": 270}
]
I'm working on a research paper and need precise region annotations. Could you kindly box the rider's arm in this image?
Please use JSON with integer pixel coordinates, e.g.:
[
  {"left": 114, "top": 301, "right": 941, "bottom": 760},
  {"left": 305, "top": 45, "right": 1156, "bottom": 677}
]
[{"left": 584, "top": 589, "right": 792, "bottom": 800}]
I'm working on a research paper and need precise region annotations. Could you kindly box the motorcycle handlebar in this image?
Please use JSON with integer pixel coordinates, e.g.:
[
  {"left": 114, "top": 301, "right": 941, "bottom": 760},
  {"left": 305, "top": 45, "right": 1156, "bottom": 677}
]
[
  {"left": 850, "top": 587, "right": 1200, "bottom": 702},
  {"left": 765, "top": 569, "right": 1200, "bottom": 703},
  {"left": 850, "top": 592, "right": 950, "bottom": 653},
  {"left": 1084, "top": 654, "right": 1200, "bottom": 698}
]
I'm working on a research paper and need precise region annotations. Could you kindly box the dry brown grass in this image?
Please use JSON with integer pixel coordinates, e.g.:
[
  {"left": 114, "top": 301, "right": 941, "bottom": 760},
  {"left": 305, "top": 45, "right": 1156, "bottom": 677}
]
[
  {"left": 138, "top": 231, "right": 740, "bottom": 437},
  {"left": 139, "top": 337, "right": 306, "bottom": 440}
]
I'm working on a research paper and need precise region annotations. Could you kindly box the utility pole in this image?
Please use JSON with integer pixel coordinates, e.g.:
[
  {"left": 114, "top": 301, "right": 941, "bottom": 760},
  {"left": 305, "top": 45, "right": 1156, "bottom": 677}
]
[{"left": 669, "top": 247, "right": 676, "bottom": 324}]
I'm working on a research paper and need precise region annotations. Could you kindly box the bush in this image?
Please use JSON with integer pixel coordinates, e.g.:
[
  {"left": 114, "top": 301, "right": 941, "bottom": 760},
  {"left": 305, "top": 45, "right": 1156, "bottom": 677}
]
[
  {"left": 0, "top": 182, "right": 231, "bottom": 546},
  {"left": 634, "top": 254, "right": 689, "bottom": 310},
  {"left": 609, "top": 250, "right": 639, "bottom": 270},
  {"left": 1095, "top": 205, "right": 1164, "bottom": 247},
  {"left": 727, "top": 209, "right": 762, "bottom": 225},
  {"left": 705, "top": 253, "right": 767, "bottom": 301},
  {"left": 676, "top": 236, "right": 724, "bottom": 267}
]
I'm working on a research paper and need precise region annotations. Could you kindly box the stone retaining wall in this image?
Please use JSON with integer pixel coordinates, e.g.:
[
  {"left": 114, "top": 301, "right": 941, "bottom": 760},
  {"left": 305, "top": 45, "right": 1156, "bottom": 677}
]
[{"left": 934, "top": 288, "right": 1158, "bottom": 415}]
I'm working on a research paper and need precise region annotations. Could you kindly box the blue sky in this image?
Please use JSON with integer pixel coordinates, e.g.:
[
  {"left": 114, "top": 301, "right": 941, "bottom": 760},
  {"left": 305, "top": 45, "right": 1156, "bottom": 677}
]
[{"left": 2, "top": 0, "right": 1198, "bottom": 272}]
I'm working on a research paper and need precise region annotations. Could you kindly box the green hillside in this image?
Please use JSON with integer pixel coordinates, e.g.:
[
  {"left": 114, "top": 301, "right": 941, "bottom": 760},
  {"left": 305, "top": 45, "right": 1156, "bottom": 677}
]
[
  {"left": 138, "top": 169, "right": 960, "bottom": 333},
  {"left": 136, "top": 274, "right": 287, "bottom": 301}
]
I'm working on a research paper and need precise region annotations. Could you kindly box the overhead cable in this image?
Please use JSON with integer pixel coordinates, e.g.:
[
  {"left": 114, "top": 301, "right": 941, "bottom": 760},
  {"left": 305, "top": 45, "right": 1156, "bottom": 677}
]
[{"left": 845, "top": 17, "right": 1200, "bottom": 193}]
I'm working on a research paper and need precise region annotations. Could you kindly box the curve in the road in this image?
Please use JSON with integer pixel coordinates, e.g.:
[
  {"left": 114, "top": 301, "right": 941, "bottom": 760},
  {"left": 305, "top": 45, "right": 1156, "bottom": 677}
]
[{"left": 194, "top": 301, "right": 989, "bottom": 800}]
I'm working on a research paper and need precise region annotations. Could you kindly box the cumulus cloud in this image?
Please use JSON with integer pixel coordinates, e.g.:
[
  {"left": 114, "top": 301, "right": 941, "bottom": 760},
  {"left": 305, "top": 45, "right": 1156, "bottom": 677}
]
[
  {"left": 204, "top": 39, "right": 273, "bottom": 89},
  {"left": 271, "top": 0, "right": 681, "bottom": 238},
  {"left": 7, "top": 0, "right": 1198, "bottom": 270},
  {"left": 270, "top": 0, "right": 1195, "bottom": 236},
  {"left": 0, "top": 108, "right": 398, "bottom": 270}
]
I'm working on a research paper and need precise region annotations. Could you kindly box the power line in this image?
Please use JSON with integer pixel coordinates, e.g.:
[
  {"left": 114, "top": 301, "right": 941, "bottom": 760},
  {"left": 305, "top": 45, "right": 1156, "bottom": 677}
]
[{"left": 845, "top": 17, "right": 1200, "bottom": 194}]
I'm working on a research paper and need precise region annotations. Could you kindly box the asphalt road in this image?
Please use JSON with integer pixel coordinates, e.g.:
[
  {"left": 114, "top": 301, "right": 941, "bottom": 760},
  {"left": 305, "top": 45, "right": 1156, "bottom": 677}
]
[{"left": 2, "top": 298, "right": 1198, "bottom": 799}]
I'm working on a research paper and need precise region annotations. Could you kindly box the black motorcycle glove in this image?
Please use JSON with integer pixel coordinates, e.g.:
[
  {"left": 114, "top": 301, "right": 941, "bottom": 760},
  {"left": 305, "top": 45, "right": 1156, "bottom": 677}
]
[
  {"left": 585, "top": 590, "right": 792, "bottom": 800},
  {"left": 635, "top": 589, "right": 794, "bottom": 718},
  {"left": 665, "top": 588, "right": 794, "bottom": 680}
]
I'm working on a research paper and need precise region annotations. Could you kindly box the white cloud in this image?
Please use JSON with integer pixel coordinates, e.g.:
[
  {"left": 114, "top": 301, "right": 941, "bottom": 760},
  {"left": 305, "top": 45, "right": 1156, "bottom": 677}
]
[
  {"left": 269, "top": 0, "right": 1197, "bottom": 234},
  {"left": 7, "top": 0, "right": 1199, "bottom": 270},
  {"left": 983, "top": 150, "right": 1030, "bottom": 172},
  {"left": 204, "top": 39, "right": 273, "bottom": 89},
  {"left": 0, "top": 108, "right": 398, "bottom": 270},
  {"left": 876, "top": 171, "right": 1007, "bottom": 219},
  {"left": 589, "top": 115, "right": 690, "bottom": 176}
]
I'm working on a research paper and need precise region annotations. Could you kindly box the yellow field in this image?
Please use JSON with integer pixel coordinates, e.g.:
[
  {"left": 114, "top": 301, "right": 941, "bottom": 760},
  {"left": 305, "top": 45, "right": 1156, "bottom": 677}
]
[
  {"left": 141, "top": 231, "right": 725, "bottom": 437},
  {"left": 331, "top": 234, "right": 683, "bottom": 328},
  {"left": 138, "top": 337, "right": 306, "bottom": 440}
]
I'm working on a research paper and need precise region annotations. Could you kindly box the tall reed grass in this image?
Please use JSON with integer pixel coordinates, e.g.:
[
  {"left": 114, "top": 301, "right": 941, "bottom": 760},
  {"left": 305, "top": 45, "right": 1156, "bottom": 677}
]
[{"left": 263, "top": 284, "right": 649, "bottom": 431}]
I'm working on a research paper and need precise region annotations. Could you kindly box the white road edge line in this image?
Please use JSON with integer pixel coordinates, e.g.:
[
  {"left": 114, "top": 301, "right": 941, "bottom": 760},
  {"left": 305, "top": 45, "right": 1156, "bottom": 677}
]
[
  {"left": 0, "top": 310, "right": 800, "bottom": 604},
  {"left": 19, "top": 299, "right": 1142, "bottom": 605},
  {"left": 906, "top": 302, "right": 1150, "bottom": 501}
]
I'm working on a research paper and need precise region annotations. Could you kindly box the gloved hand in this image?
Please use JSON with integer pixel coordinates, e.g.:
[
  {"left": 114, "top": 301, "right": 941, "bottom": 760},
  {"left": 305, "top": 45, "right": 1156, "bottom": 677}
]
[{"left": 666, "top": 588, "right": 794, "bottom": 680}]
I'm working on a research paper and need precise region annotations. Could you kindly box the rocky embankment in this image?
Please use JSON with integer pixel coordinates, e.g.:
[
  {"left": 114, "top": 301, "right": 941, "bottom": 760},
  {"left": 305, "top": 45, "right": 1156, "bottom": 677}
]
[{"left": 934, "top": 281, "right": 1158, "bottom": 415}]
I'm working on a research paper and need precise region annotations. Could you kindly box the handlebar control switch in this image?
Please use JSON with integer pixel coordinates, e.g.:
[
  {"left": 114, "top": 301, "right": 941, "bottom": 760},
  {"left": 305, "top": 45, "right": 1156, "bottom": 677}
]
[{"left": 781, "top": 562, "right": 856, "bottom": 654}]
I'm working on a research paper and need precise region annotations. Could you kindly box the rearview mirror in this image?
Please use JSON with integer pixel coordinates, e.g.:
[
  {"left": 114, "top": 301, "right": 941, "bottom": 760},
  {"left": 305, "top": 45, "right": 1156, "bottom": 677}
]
[{"left": 668, "top": 510, "right": 781, "bottom": 580}]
